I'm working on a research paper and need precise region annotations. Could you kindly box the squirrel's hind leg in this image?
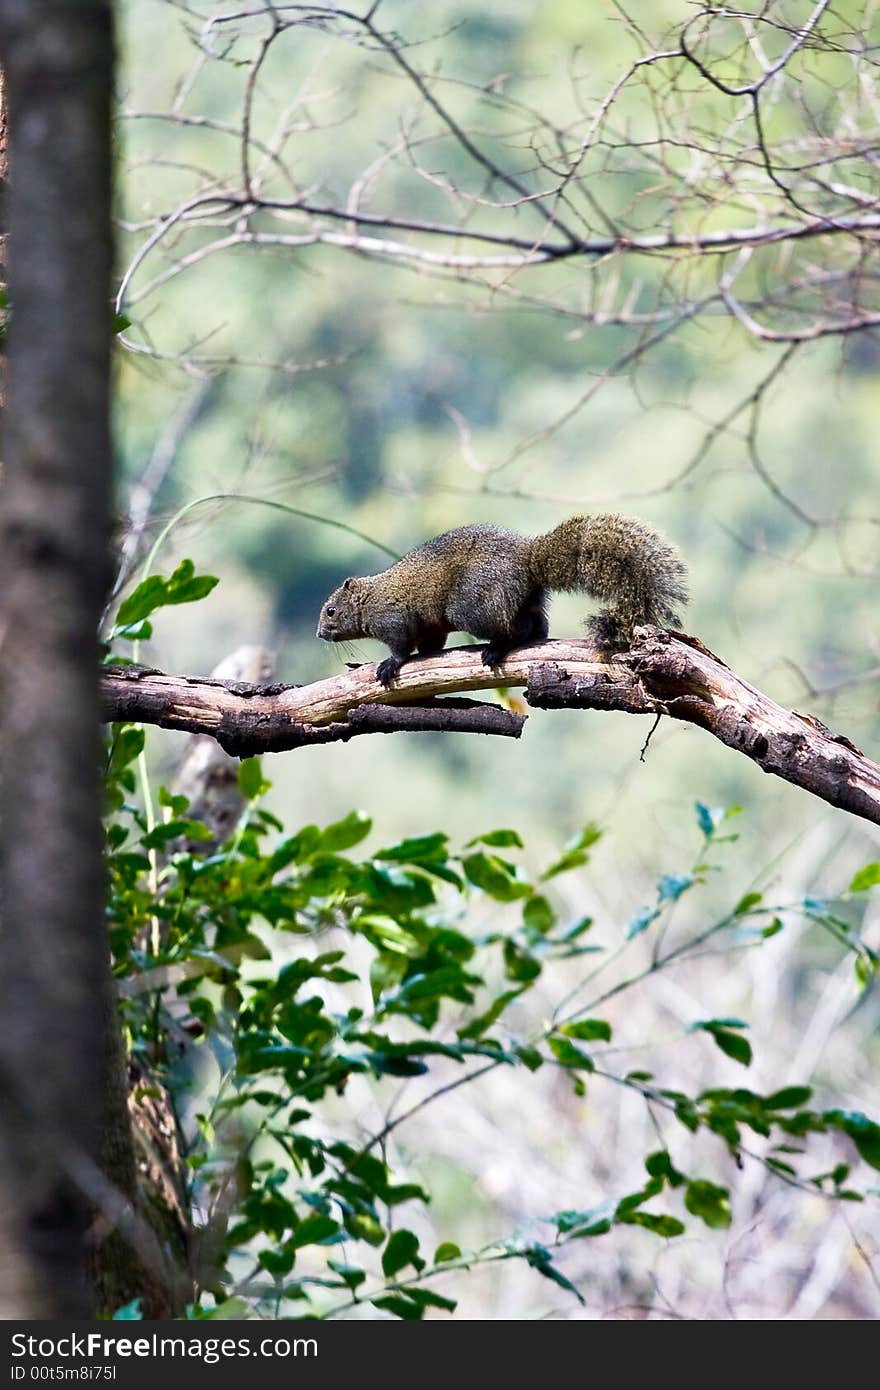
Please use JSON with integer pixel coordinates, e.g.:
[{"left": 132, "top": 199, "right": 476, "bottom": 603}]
[
  {"left": 481, "top": 596, "right": 549, "bottom": 670},
  {"left": 586, "top": 610, "right": 631, "bottom": 652}
]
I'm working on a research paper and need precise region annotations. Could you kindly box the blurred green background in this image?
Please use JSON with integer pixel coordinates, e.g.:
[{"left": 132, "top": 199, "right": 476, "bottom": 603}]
[{"left": 115, "top": 0, "right": 880, "bottom": 886}]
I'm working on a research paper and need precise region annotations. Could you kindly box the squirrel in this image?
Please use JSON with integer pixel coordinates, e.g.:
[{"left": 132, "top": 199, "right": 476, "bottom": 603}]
[{"left": 316, "top": 513, "right": 688, "bottom": 686}]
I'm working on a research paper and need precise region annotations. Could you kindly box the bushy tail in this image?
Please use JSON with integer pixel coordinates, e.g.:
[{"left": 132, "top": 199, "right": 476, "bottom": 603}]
[{"left": 529, "top": 513, "right": 688, "bottom": 646}]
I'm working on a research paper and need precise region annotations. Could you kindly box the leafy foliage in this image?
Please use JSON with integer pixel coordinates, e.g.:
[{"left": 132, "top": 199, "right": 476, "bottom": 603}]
[
  {"left": 101, "top": 583, "right": 880, "bottom": 1318},
  {"left": 108, "top": 560, "right": 219, "bottom": 644},
  {"left": 103, "top": 757, "right": 880, "bottom": 1313}
]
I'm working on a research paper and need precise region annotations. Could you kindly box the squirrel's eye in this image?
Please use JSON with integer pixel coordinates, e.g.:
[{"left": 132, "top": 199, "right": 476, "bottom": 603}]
[{"left": 326, "top": 605, "right": 336, "bottom": 617}]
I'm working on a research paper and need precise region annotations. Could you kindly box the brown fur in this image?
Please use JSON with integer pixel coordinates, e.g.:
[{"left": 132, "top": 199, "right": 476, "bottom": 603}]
[{"left": 316, "top": 514, "right": 688, "bottom": 685}]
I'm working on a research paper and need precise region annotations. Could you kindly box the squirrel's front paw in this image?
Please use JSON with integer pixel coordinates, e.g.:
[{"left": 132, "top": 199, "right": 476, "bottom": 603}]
[
  {"left": 481, "top": 643, "right": 509, "bottom": 670},
  {"left": 376, "top": 657, "right": 402, "bottom": 687}
]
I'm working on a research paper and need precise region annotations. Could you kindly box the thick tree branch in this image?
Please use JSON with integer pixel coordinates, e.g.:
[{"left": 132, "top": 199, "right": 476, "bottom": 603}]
[
  {"left": 104, "top": 665, "right": 525, "bottom": 752},
  {"left": 102, "top": 629, "right": 880, "bottom": 828}
]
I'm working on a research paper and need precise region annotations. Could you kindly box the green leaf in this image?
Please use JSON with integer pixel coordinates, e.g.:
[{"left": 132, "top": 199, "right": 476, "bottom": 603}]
[
  {"left": 463, "top": 852, "right": 531, "bottom": 901},
  {"left": 560, "top": 1018, "right": 612, "bottom": 1043},
  {"left": 112, "top": 312, "right": 132, "bottom": 334},
  {"left": 141, "top": 818, "right": 214, "bottom": 848},
  {"left": 711, "top": 1030, "right": 752, "bottom": 1066},
  {"left": 259, "top": 1248, "right": 295, "bottom": 1277},
  {"left": 503, "top": 938, "right": 541, "bottom": 982},
  {"left": 406, "top": 1288, "right": 457, "bottom": 1312},
  {"left": 619, "top": 1212, "right": 685, "bottom": 1238},
  {"left": 615, "top": 1178, "right": 663, "bottom": 1216},
  {"left": 320, "top": 811, "right": 372, "bottom": 853},
  {"left": 763, "top": 1086, "right": 812, "bottom": 1111},
  {"left": 290, "top": 1214, "right": 340, "bottom": 1248},
  {"left": 658, "top": 873, "right": 693, "bottom": 902},
  {"left": 115, "top": 560, "right": 218, "bottom": 628},
  {"left": 272, "top": 952, "right": 356, "bottom": 1001},
  {"left": 197, "top": 1298, "right": 250, "bottom": 1320},
  {"left": 434, "top": 1243, "right": 461, "bottom": 1264},
  {"left": 457, "top": 987, "right": 523, "bottom": 1040},
  {"left": 733, "top": 891, "right": 763, "bottom": 915},
  {"left": 560, "top": 915, "right": 593, "bottom": 942},
  {"left": 164, "top": 558, "right": 220, "bottom": 607},
  {"left": 371, "top": 1295, "right": 424, "bottom": 1321},
  {"left": 358, "top": 915, "right": 420, "bottom": 956},
  {"left": 365, "top": 861, "right": 437, "bottom": 911},
  {"left": 523, "top": 894, "right": 556, "bottom": 936},
  {"left": 269, "top": 826, "right": 321, "bottom": 870},
  {"left": 566, "top": 1218, "right": 612, "bottom": 1238},
  {"left": 645, "top": 1150, "right": 685, "bottom": 1187},
  {"left": 108, "top": 725, "right": 145, "bottom": 773},
  {"left": 382, "top": 1229, "right": 422, "bottom": 1278},
  {"left": 372, "top": 1287, "right": 456, "bottom": 1318},
  {"left": 375, "top": 833, "right": 449, "bottom": 863},
  {"left": 849, "top": 863, "right": 880, "bottom": 893},
  {"left": 237, "top": 758, "right": 264, "bottom": 800},
  {"left": 326, "top": 1260, "right": 365, "bottom": 1291},
  {"left": 369, "top": 951, "right": 408, "bottom": 1002},
  {"left": 384, "top": 1182, "right": 431, "bottom": 1207},
  {"left": 116, "top": 578, "right": 165, "bottom": 624},
  {"left": 695, "top": 802, "right": 719, "bottom": 837},
  {"left": 548, "top": 1035, "right": 595, "bottom": 1071},
  {"left": 106, "top": 823, "right": 128, "bottom": 850},
  {"left": 157, "top": 786, "right": 188, "bottom": 815},
  {"left": 567, "top": 823, "right": 602, "bottom": 852},
  {"left": 387, "top": 963, "right": 480, "bottom": 1012},
  {"left": 625, "top": 905, "right": 659, "bottom": 940},
  {"left": 540, "top": 823, "right": 601, "bottom": 881},
  {"left": 524, "top": 1245, "right": 585, "bottom": 1304},
  {"left": 344, "top": 1212, "right": 385, "bottom": 1246},
  {"left": 111, "top": 1298, "right": 143, "bottom": 1320},
  {"left": 466, "top": 828, "right": 524, "bottom": 848},
  {"left": 765, "top": 1157, "right": 797, "bottom": 1178},
  {"left": 684, "top": 1179, "right": 731, "bottom": 1229},
  {"left": 514, "top": 1043, "right": 543, "bottom": 1071},
  {"left": 369, "top": 1054, "right": 428, "bottom": 1078},
  {"left": 824, "top": 1110, "right": 880, "bottom": 1171},
  {"left": 691, "top": 1019, "right": 753, "bottom": 1068},
  {"left": 555, "top": 1206, "right": 612, "bottom": 1237},
  {"left": 673, "top": 1100, "right": 700, "bottom": 1133},
  {"left": 114, "top": 619, "right": 153, "bottom": 642}
]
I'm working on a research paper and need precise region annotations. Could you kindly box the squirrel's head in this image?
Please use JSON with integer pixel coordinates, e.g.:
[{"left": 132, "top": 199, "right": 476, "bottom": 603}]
[{"left": 316, "top": 576, "right": 366, "bottom": 643}]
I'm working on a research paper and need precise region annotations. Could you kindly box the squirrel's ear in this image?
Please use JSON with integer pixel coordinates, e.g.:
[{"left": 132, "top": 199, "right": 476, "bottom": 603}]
[{"left": 342, "top": 577, "right": 354, "bottom": 590}]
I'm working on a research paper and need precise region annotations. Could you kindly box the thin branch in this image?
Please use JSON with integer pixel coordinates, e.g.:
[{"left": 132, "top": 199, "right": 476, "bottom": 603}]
[{"left": 118, "top": 199, "right": 880, "bottom": 310}]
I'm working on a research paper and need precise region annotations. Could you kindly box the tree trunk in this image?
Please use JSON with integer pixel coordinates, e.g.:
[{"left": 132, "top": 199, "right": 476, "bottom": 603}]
[{"left": 0, "top": 0, "right": 115, "bottom": 1317}]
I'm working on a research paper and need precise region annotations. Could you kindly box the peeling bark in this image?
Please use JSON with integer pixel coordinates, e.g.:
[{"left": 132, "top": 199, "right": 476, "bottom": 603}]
[{"left": 101, "top": 630, "right": 880, "bottom": 828}]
